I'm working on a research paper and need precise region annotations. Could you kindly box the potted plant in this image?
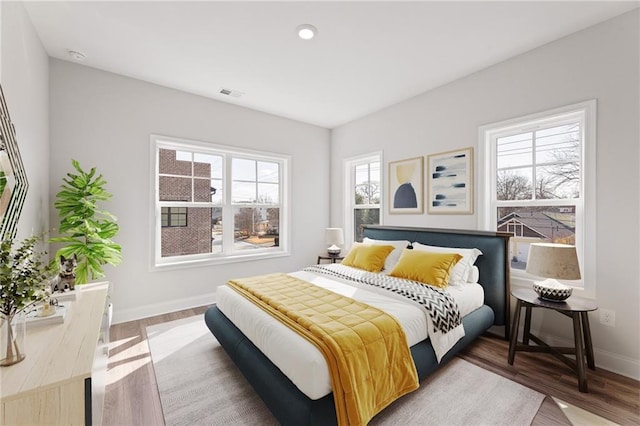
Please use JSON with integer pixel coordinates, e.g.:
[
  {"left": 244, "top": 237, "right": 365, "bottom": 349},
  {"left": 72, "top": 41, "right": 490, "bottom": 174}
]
[
  {"left": 0, "top": 235, "right": 53, "bottom": 366},
  {"left": 50, "top": 160, "right": 122, "bottom": 285}
]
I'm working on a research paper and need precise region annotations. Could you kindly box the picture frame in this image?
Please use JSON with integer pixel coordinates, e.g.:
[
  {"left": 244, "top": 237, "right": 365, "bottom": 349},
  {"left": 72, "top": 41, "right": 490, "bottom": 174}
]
[
  {"left": 427, "top": 147, "right": 473, "bottom": 214},
  {"left": 388, "top": 156, "right": 423, "bottom": 214}
]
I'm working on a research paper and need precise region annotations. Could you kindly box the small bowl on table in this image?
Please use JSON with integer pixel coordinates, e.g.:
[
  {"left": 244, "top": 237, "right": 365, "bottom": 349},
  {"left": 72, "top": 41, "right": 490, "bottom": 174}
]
[{"left": 533, "top": 280, "right": 573, "bottom": 302}]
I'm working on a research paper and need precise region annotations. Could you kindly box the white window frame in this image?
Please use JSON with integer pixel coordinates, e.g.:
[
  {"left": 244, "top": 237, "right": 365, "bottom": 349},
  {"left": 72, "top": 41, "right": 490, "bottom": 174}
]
[
  {"left": 343, "top": 152, "right": 383, "bottom": 246},
  {"left": 478, "top": 100, "right": 596, "bottom": 297},
  {"left": 150, "top": 134, "right": 290, "bottom": 270}
]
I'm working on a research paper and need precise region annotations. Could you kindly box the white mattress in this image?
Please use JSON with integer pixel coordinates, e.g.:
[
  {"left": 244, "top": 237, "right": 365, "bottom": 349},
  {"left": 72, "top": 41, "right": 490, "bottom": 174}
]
[{"left": 216, "top": 268, "right": 484, "bottom": 400}]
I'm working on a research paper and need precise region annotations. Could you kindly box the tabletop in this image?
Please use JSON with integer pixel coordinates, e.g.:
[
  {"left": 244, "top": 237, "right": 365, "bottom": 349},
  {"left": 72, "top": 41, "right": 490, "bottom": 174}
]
[{"left": 511, "top": 287, "right": 598, "bottom": 313}]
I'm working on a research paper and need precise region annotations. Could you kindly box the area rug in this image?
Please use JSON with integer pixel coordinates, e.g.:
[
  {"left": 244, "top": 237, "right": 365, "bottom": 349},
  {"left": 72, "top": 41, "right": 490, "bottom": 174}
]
[{"left": 147, "top": 315, "right": 545, "bottom": 426}]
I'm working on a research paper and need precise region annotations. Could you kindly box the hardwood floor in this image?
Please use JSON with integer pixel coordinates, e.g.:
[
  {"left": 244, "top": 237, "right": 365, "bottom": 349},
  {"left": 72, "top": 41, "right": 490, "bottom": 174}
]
[{"left": 103, "top": 307, "right": 639, "bottom": 426}]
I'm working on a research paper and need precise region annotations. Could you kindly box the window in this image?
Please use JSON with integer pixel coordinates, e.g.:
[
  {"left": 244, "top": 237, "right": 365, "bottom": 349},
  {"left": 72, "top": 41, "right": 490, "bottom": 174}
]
[
  {"left": 161, "top": 207, "right": 187, "bottom": 227},
  {"left": 344, "top": 153, "right": 382, "bottom": 243},
  {"left": 152, "top": 135, "right": 289, "bottom": 268},
  {"left": 479, "top": 101, "right": 596, "bottom": 292}
]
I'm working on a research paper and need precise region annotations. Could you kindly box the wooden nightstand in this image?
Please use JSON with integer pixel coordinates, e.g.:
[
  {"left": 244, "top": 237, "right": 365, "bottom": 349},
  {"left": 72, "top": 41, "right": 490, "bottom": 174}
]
[
  {"left": 317, "top": 254, "right": 344, "bottom": 264},
  {"left": 508, "top": 287, "right": 598, "bottom": 392}
]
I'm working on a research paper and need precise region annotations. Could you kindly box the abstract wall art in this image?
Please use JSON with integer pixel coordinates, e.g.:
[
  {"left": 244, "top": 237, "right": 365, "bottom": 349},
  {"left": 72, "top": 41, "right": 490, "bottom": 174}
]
[
  {"left": 427, "top": 147, "right": 473, "bottom": 214},
  {"left": 388, "top": 156, "right": 423, "bottom": 214},
  {"left": 0, "top": 85, "right": 29, "bottom": 240}
]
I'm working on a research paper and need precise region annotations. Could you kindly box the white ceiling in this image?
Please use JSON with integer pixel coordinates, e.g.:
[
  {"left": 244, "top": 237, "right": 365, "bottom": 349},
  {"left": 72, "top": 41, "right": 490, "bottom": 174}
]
[{"left": 24, "top": 1, "right": 638, "bottom": 128}]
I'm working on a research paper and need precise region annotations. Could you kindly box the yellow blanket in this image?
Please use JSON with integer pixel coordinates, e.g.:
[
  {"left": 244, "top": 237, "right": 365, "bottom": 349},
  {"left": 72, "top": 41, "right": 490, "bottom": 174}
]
[{"left": 227, "top": 273, "right": 419, "bottom": 426}]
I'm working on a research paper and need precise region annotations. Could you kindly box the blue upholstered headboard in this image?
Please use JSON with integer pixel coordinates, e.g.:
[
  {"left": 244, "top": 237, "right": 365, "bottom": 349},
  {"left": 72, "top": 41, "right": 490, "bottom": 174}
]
[{"left": 363, "top": 225, "right": 511, "bottom": 338}]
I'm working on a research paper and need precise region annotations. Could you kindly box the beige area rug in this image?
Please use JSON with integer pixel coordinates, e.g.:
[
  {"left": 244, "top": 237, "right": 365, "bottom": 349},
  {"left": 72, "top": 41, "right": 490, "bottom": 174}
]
[{"left": 148, "top": 315, "right": 545, "bottom": 426}]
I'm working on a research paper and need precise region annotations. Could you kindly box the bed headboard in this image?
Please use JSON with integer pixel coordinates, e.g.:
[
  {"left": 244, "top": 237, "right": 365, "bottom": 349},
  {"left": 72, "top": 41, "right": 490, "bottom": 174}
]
[{"left": 363, "top": 225, "right": 511, "bottom": 338}]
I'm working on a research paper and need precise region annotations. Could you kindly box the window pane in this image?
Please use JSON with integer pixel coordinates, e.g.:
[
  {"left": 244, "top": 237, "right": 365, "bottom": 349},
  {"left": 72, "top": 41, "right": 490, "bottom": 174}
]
[
  {"left": 370, "top": 162, "right": 380, "bottom": 183},
  {"left": 233, "top": 158, "right": 256, "bottom": 181},
  {"left": 161, "top": 207, "right": 217, "bottom": 257},
  {"left": 497, "top": 205, "right": 576, "bottom": 271},
  {"left": 194, "top": 153, "right": 223, "bottom": 179},
  {"left": 496, "top": 132, "right": 532, "bottom": 169},
  {"left": 496, "top": 168, "right": 532, "bottom": 201},
  {"left": 232, "top": 181, "right": 256, "bottom": 203},
  {"left": 234, "top": 207, "right": 279, "bottom": 250},
  {"left": 535, "top": 126, "right": 579, "bottom": 168},
  {"left": 159, "top": 148, "right": 191, "bottom": 176},
  {"left": 258, "top": 161, "right": 279, "bottom": 183},
  {"left": 210, "top": 179, "right": 223, "bottom": 204},
  {"left": 353, "top": 208, "right": 380, "bottom": 242},
  {"left": 211, "top": 207, "right": 223, "bottom": 254},
  {"left": 536, "top": 166, "right": 580, "bottom": 199},
  {"left": 355, "top": 163, "right": 380, "bottom": 205},
  {"left": 159, "top": 176, "right": 192, "bottom": 202},
  {"left": 355, "top": 164, "right": 369, "bottom": 185},
  {"left": 257, "top": 183, "right": 279, "bottom": 204},
  {"left": 194, "top": 178, "right": 214, "bottom": 202}
]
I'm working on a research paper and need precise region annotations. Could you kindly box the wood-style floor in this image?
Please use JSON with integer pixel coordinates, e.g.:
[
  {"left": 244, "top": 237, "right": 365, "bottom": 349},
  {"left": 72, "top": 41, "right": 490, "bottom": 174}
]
[{"left": 103, "top": 307, "right": 639, "bottom": 426}]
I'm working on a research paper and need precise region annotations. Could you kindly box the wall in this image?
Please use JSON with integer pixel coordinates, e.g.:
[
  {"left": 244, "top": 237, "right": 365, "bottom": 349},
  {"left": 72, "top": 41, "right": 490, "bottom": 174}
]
[
  {"left": 1, "top": 1, "right": 49, "bottom": 241},
  {"left": 50, "top": 60, "right": 331, "bottom": 323},
  {"left": 331, "top": 11, "right": 639, "bottom": 379}
]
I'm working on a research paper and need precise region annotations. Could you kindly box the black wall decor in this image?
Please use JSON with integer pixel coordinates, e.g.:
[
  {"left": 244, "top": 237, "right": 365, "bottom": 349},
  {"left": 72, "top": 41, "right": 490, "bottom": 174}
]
[{"left": 0, "top": 84, "right": 29, "bottom": 240}]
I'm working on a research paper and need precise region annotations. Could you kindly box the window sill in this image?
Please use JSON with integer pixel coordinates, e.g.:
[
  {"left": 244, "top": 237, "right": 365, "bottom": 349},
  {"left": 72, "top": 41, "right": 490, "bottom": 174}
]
[{"left": 151, "top": 250, "right": 290, "bottom": 272}]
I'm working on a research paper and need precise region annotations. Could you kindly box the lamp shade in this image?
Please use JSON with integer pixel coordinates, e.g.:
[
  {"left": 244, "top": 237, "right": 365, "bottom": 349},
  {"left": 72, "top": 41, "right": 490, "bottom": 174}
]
[
  {"left": 325, "top": 228, "right": 344, "bottom": 246},
  {"left": 525, "top": 243, "right": 581, "bottom": 280}
]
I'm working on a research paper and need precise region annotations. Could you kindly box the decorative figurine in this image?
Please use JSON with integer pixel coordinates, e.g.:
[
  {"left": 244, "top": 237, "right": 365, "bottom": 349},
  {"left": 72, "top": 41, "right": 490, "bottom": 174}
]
[{"left": 57, "top": 254, "right": 78, "bottom": 291}]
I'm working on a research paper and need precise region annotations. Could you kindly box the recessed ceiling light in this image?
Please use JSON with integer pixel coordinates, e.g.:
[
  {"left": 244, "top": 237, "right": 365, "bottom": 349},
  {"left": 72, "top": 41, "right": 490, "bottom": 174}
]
[
  {"left": 67, "top": 50, "right": 87, "bottom": 61},
  {"left": 296, "top": 24, "right": 317, "bottom": 40}
]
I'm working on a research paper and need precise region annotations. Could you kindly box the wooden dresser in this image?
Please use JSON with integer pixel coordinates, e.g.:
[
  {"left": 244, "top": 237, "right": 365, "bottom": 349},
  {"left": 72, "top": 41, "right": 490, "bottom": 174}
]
[{"left": 0, "top": 281, "right": 110, "bottom": 425}]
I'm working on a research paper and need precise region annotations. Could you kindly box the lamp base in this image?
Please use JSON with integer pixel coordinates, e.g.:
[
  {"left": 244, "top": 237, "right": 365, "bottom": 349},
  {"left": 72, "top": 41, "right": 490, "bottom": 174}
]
[
  {"left": 533, "top": 279, "right": 573, "bottom": 302},
  {"left": 327, "top": 245, "right": 341, "bottom": 256}
]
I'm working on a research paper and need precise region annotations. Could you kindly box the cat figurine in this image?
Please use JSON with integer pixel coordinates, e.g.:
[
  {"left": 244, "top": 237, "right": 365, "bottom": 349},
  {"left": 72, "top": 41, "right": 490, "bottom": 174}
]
[{"left": 58, "top": 254, "right": 78, "bottom": 291}]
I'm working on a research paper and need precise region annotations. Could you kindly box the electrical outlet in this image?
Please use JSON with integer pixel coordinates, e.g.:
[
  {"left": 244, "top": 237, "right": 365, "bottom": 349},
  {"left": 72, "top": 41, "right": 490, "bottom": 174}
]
[{"left": 600, "top": 309, "right": 616, "bottom": 327}]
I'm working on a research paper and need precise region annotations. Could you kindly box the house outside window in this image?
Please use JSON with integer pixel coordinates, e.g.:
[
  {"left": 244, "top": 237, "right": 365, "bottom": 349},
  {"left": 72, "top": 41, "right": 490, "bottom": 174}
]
[
  {"left": 478, "top": 101, "right": 596, "bottom": 292},
  {"left": 152, "top": 135, "right": 289, "bottom": 268},
  {"left": 344, "top": 153, "right": 382, "bottom": 243}
]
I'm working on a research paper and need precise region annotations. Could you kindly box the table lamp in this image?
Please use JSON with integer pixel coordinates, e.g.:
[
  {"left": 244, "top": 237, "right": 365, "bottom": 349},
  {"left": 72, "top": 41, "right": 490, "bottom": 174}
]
[
  {"left": 325, "top": 228, "right": 344, "bottom": 256},
  {"left": 525, "top": 243, "right": 581, "bottom": 301}
]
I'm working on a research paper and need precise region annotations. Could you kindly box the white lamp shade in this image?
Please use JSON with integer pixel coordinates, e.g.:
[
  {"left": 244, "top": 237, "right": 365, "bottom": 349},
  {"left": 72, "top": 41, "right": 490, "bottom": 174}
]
[
  {"left": 325, "top": 228, "right": 344, "bottom": 246},
  {"left": 525, "top": 243, "right": 581, "bottom": 280}
]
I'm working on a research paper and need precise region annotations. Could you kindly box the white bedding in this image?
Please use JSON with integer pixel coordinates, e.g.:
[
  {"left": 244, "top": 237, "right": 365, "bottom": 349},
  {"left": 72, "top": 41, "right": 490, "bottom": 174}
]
[{"left": 216, "top": 266, "right": 484, "bottom": 400}]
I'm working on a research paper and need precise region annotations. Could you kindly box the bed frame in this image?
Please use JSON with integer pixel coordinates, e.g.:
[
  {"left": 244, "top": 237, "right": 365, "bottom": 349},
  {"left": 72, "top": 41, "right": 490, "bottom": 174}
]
[{"left": 204, "top": 226, "right": 511, "bottom": 425}]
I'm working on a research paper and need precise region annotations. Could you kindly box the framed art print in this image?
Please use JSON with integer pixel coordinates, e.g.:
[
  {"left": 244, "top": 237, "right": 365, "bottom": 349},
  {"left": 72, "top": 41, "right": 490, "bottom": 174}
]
[
  {"left": 427, "top": 147, "right": 473, "bottom": 214},
  {"left": 388, "top": 156, "right": 423, "bottom": 214}
]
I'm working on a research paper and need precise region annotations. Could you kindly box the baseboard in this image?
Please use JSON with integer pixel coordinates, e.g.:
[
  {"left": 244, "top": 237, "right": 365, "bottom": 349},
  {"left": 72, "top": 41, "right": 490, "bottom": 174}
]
[
  {"left": 521, "top": 326, "right": 640, "bottom": 381},
  {"left": 112, "top": 292, "right": 216, "bottom": 324}
]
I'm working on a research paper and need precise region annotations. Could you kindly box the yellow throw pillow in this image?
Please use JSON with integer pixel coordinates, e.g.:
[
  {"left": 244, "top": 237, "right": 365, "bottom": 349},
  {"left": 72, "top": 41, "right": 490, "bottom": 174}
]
[
  {"left": 341, "top": 242, "right": 395, "bottom": 272},
  {"left": 389, "top": 249, "right": 462, "bottom": 288}
]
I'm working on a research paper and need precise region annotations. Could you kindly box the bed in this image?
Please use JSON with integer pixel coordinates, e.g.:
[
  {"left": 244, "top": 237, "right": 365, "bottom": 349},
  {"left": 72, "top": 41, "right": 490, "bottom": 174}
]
[{"left": 204, "top": 225, "right": 511, "bottom": 425}]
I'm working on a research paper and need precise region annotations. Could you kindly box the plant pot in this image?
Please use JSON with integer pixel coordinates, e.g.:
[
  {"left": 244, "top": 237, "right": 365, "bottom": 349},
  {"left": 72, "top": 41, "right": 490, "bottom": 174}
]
[{"left": 0, "top": 312, "right": 26, "bottom": 366}]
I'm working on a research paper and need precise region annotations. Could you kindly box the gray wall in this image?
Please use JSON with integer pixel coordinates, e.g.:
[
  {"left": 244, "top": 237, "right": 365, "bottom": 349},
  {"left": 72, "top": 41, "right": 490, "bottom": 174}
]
[
  {"left": 1, "top": 2, "right": 50, "bottom": 242},
  {"left": 49, "top": 60, "right": 331, "bottom": 323},
  {"left": 331, "top": 10, "right": 639, "bottom": 379}
]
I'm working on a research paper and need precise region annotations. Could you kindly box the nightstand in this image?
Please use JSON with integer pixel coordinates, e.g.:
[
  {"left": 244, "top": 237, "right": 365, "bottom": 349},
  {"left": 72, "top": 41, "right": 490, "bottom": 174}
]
[
  {"left": 317, "top": 254, "right": 344, "bottom": 264},
  {"left": 508, "top": 287, "right": 598, "bottom": 392}
]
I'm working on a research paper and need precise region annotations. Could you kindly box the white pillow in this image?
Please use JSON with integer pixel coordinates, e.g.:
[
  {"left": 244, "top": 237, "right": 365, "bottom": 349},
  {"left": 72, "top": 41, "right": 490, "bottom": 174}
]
[
  {"left": 467, "top": 265, "right": 480, "bottom": 284},
  {"left": 363, "top": 237, "right": 411, "bottom": 272},
  {"left": 411, "top": 242, "right": 482, "bottom": 286}
]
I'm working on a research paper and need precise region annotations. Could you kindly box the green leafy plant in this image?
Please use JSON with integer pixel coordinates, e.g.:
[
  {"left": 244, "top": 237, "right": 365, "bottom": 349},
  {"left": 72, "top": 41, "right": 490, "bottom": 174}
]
[
  {"left": 0, "top": 235, "right": 53, "bottom": 319},
  {"left": 50, "top": 160, "right": 122, "bottom": 284}
]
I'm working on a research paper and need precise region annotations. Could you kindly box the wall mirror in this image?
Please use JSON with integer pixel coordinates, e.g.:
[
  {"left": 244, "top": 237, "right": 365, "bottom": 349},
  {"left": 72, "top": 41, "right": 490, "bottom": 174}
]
[{"left": 0, "top": 85, "right": 29, "bottom": 240}]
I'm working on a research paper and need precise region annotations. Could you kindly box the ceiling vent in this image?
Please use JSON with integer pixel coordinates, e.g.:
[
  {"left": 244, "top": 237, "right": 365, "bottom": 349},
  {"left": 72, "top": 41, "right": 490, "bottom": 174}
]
[{"left": 219, "top": 88, "right": 244, "bottom": 98}]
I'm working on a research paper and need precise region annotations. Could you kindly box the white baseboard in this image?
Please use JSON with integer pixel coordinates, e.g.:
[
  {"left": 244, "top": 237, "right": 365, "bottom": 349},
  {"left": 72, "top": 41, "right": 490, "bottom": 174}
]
[
  {"left": 520, "top": 326, "right": 640, "bottom": 381},
  {"left": 112, "top": 292, "right": 216, "bottom": 324}
]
